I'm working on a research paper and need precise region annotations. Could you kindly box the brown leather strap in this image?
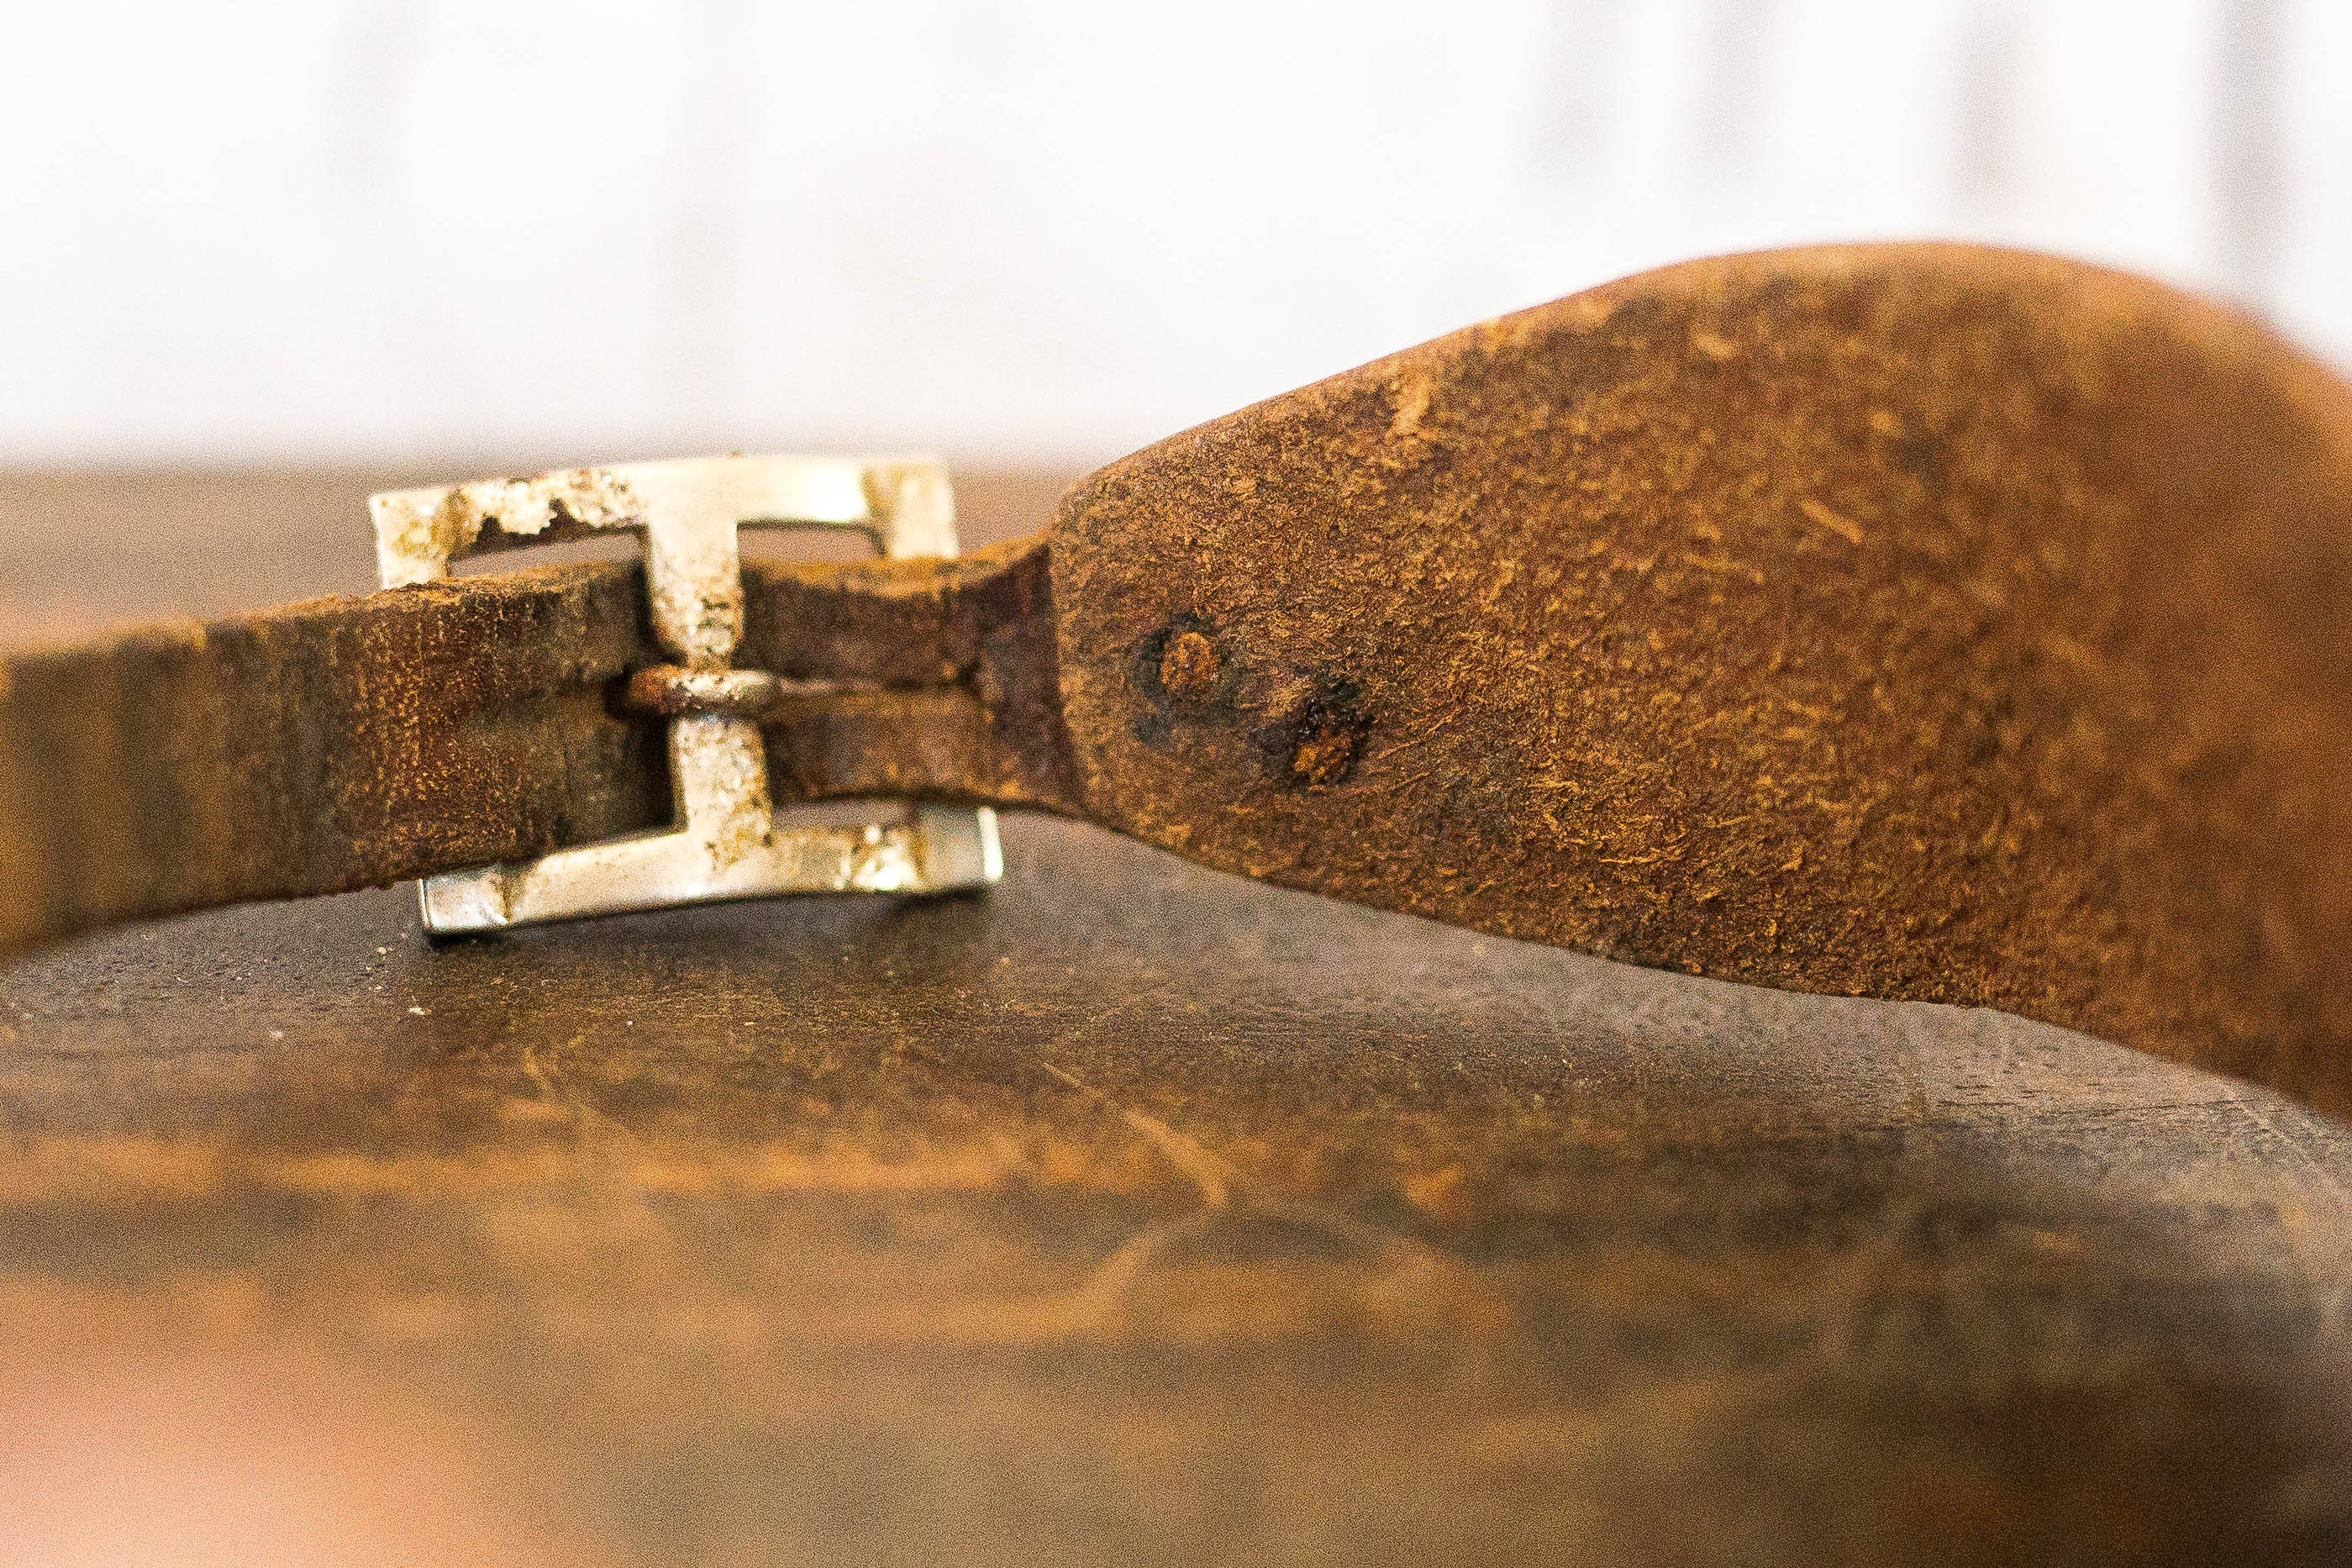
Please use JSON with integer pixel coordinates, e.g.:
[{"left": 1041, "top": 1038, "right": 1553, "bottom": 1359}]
[
  {"left": 0, "top": 542, "right": 1074, "bottom": 950},
  {"left": 11, "top": 243, "right": 2352, "bottom": 1122},
  {"left": 1039, "top": 245, "right": 2352, "bottom": 1118}
]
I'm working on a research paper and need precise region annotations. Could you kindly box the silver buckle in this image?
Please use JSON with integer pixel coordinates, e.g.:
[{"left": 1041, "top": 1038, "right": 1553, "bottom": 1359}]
[{"left": 370, "top": 455, "right": 1002, "bottom": 934}]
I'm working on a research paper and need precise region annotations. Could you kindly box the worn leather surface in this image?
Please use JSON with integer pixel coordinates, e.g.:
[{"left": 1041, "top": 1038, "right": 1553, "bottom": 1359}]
[
  {"left": 0, "top": 465, "right": 1075, "bottom": 950},
  {"left": 3, "top": 460, "right": 2352, "bottom": 1563},
  {"left": 0, "top": 545, "right": 1071, "bottom": 949},
  {"left": 1054, "top": 245, "right": 2352, "bottom": 1116}
]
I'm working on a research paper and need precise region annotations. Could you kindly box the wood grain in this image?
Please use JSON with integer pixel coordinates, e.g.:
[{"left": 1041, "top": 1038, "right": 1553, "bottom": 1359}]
[{"left": 2, "top": 819, "right": 2349, "bottom": 1565}]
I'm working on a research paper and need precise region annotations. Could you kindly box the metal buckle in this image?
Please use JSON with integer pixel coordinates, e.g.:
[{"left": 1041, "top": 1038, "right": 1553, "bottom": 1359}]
[{"left": 370, "top": 455, "right": 1002, "bottom": 934}]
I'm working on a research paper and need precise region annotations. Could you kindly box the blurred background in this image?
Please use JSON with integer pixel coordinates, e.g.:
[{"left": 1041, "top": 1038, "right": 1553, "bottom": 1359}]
[{"left": 3, "top": 0, "right": 2344, "bottom": 474}]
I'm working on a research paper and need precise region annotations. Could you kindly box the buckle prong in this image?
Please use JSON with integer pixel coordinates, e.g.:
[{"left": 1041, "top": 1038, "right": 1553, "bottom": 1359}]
[{"left": 370, "top": 455, "right": 1002, "bottom": 934}]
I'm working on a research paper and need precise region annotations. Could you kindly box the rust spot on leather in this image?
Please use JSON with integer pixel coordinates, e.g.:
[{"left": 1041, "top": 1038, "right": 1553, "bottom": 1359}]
[
  {"left": 1158, "top": 629, "right": 1223, "bottom": 704},
  {"left": 1262, "top": 676, "right": 1371, "bottom": 790},
  {"left": 1129, "top": 615, "right": 1238, "bottom": 738}
]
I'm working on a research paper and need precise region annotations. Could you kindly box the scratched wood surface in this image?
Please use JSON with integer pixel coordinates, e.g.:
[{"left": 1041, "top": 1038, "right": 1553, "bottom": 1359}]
[{"left": 3, "top": 471, "right": 2352, "bottom": 1566}]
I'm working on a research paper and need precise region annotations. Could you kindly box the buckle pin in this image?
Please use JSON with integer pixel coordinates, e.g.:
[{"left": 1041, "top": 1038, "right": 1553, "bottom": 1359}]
[{"left": 371, "top": 456, "right": 1002, "bottom": 934}]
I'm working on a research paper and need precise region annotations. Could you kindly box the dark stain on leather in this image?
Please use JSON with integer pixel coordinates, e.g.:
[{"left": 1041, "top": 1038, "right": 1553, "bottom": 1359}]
[{"left": 1260, "top": 674, "right": 1372, "bottom": 790}]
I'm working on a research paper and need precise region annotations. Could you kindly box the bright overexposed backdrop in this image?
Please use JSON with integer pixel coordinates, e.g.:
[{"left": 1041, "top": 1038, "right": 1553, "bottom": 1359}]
[{"left": 2, "top": 0, "right": 2342, "bottom": 467}]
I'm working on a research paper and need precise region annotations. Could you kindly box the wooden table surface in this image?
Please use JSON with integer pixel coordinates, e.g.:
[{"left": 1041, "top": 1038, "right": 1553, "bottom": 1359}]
[{"left": 3, "top": 470, "right": 2350, "bottom": 1566}]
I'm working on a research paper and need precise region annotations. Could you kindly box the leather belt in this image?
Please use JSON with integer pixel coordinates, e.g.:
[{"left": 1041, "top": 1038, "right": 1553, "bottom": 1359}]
[{"left": 7, "top": 243, "right": 2352, "bottom": 1118}]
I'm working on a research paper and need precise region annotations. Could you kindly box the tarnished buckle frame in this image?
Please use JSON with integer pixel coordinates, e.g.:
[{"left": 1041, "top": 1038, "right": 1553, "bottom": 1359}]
[{"left": 370, "top": 455, "right": 1002, "bottom": 934}]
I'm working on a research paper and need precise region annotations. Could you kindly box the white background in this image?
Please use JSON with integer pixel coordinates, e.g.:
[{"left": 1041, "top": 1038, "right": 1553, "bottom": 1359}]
[{"left": 2, "top": 0, "right": 2344, "bottom": 468}]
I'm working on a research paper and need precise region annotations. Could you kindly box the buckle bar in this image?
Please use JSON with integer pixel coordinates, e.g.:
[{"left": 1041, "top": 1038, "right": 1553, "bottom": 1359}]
[{"left": 370, "top": 455, "right": 1002, "bottom": 934}]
